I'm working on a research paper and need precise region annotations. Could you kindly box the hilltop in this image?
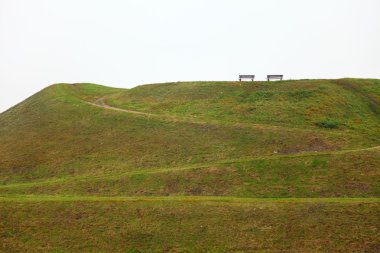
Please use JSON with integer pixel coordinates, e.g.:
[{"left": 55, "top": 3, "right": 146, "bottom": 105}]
[{"left": 0, "top": 79, "right": 379, "bottom": 252}]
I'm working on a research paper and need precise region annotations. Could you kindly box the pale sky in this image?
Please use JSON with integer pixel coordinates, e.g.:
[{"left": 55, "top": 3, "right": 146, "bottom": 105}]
[{"left": 1, "top": 0, "right": 379, "bottom": 112}]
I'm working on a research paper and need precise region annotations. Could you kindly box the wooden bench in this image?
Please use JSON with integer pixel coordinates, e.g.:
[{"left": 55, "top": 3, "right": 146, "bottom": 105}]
[
  {"left": 267, "top": 75, "right": 283, "bottom": 81},
  {"left": 239, "top": 75, "right": 255, "bottom": 82}
]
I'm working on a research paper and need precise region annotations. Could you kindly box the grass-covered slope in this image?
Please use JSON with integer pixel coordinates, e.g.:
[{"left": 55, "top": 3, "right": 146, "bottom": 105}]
[
  {"left": 0, "top": 79, "right": 379, "bottom": 196},
  {"left": 1, "top": 197, "right": 379, "bottom": 253},
  {"left": 0, "top": 79, "right": 379, "bottom": 252},
  {"left": 106, "top": 79, "right": 380, "bottom": 133}
]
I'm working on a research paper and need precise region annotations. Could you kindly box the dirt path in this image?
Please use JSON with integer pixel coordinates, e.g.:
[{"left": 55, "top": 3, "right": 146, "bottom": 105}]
[
  {"left": 91, "top": 98, "right": 155, "bottom": 117},
  {"left": 85, "top": 97, "right": 380, "bottom": 152},
  {"left": 86, "top": 97, "right": 324, "bottom": 133},
  {"left": 87, "top": 97, "right": 214, "bottom": 126},
  {"left": 1, "top": 144, "right": 379, "bottom": 190}
]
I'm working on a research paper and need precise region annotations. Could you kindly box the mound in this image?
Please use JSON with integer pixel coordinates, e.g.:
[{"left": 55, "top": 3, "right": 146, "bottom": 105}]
[{"left": 0, "top": 79, "right": 379, "bottom": 252}]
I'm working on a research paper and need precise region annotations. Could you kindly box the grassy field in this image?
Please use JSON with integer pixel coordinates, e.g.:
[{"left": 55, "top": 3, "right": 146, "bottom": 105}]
[
  {"left": 0, "top": 79, "right": 379, "bottom": 252},
  {"left": 1, "top": 196, "right": 379, "bottom": 252}
]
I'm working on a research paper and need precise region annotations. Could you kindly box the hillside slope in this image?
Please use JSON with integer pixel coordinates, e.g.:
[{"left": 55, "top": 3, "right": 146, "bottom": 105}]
[
  {"left": 0, "top": 79, "right": 379, "bottom": 252},
  {"left": 0, "top": 79, "right": 379, "bottom": 196}
]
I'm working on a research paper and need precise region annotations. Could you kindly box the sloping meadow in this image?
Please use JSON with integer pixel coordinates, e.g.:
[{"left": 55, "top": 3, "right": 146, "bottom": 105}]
[{"left": 0, "top": 79, "right": 379, "bottom": 252}]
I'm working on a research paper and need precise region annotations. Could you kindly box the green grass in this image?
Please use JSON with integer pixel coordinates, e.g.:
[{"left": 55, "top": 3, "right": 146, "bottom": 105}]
[
  {"left": 1, "top": 147, "right": 379, "bottom": 197},
  {"left": 0, "top": 196, "right": 379, "bottom": 252},
  {"left": 0, "top": 79, "right": 379, "bottom": 252},
  {"left": 1, "top": 195, "right": 379, "bottom": 203},
  {"left": 106, "top": 79, "right": 380, "bottom": 133},
  {"left": 316, "top": 120, "right": 339, "bottom": 128}
]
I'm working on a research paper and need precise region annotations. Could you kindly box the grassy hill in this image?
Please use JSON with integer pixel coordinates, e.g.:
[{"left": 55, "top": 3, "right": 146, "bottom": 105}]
[{"left": 0, "top": 79, "right": 379, "bottom": 252}]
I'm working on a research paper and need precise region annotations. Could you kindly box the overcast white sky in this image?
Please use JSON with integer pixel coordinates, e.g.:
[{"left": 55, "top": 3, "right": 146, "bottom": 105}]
[{"left": 1, "top": 0, "right": 380, "bottom": 112}]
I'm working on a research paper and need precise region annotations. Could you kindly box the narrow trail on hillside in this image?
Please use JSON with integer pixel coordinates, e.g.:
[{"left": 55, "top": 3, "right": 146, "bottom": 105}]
[
  {"left": 1, "top": 143, "right": 379, "bottom": 190},
  {"left": 0, "top": 195, "right": 378, "bottom": 203},
  {"left": 88, "top": 97, "right": 210, "bottom": 125},
  {"left": 86, "top": 97, "right": 335, "bottom": 133},
  {"left": 92, "top": 98, "right": 156, "bottom": 117}
]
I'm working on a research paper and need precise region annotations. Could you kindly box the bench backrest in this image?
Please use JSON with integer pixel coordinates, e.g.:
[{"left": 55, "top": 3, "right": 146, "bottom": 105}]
[
  {"left": 239, "top": 75, "right": 255, "bottom": 79},
  {"left": 267, "top": 75, "right": 283, "bottom": 81}
]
